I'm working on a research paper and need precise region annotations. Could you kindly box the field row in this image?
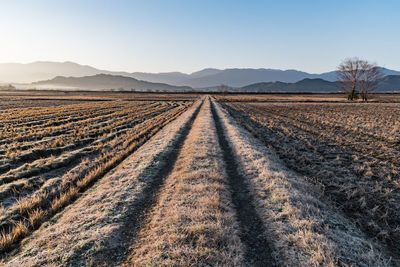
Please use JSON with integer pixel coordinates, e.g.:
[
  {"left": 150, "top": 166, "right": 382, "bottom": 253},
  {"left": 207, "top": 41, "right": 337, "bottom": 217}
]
[{"left": 0, "top": 92, "right": 199, "bottom": 110}]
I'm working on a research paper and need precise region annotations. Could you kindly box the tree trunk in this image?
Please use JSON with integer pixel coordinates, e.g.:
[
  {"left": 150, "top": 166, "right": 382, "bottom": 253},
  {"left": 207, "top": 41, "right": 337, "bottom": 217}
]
[{"left": 348, "top": 84, "right": 357, "bottom": 101}]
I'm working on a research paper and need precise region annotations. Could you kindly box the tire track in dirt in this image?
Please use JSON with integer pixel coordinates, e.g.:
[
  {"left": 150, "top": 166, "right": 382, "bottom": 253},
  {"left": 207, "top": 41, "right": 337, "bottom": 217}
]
[
  {"left": 92, "top": 99, "right": 204, "bottom": 266},
  {"left": 210, "top": 100, "right": 276, "bottom": 267}
]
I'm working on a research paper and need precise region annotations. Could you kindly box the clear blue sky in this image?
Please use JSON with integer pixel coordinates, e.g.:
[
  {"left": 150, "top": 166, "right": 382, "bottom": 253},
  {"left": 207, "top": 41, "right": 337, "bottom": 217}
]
[{"left": 1, "top": 0, "right": 399, "bottom": 73}]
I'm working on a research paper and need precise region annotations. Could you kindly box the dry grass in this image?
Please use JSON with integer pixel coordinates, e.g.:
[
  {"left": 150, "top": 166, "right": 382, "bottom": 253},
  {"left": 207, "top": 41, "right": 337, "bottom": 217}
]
[
  {"left": 27, "top": 209, "right": 46, "bottom": 228},
  {"left": 127, "top": 98, "right": 244, "bottom": 266},
  {"left": 50, "top": 186, "right": 79, "bottom": 212},
  {"left": 16, "top": 192, "right": 47, "bottom": 215},
  {"left": 0, "top": 221, "right": 29, "bottom": 253},
  {"left": 212, "top": 98, "right": 393, "bottom": 266}
]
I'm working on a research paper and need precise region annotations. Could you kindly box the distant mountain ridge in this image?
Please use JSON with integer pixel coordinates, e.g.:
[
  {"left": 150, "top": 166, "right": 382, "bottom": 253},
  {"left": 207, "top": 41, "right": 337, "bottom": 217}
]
[
  {"left": 241, "top": 78, "right": 340, "bottom": 92},
  {"left": 32, "top": 74, "right": 192, "bottom": 91},
  {"left": 1, "top": 61, "right": 400, "bottom": 89},
  {"left": 240, "top": 75, "right": 400, "bottom": 92},
  {"left": 378, "top": 75, "right": 400, "bottom": 91},
  {"left": 184, "top": 68, "right": 316, "bottom": 88},
  {"left": 0, "top": 62, "right": 101, "bottom": 83}
]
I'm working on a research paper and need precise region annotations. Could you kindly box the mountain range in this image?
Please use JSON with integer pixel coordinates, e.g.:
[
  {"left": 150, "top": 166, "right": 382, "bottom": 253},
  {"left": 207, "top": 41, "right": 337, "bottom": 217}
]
[
  {"left": 2, "top": 61, "right": 400, "bottom": 92},
  {"left": 240, "top": 75, "right": 400, "bottom": 92},
  {"left": 2, "top": 61, "right": 400, "bottom": 89},
  {"left": 29, "top": 74, "right": 400, "bottom": 93}
]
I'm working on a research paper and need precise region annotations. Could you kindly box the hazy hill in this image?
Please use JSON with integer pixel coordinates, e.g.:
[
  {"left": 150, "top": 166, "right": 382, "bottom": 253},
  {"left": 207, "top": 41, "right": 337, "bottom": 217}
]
[
  {"left": 0, "top": 61, "right": 102, "bottom": 83},
  {"left": 314, "top": 67, "right": 400, "bottom": 83},
  {"left": 32, "top": 74, "right": 193, "bottom": 91},
  {"left": 127, "top": 72, "right": 189, "bottom": 85},
  {"left": 241, "top": 78, "right": 340, "bottom": 92},
  {"left": 189, "top": 68, "right": 222, "bottom": 78},
  {"left": 240, "top": 75, "right": 400, "bottom": 92},
  {"left": 184, "top": 67, "right": 400, "bottom": 88},
  {"left": 378, "top": 75, "right": 400, "bottom": 91},
  {"left": 184, "top": 68, "right": 316, "bottom": 88}
]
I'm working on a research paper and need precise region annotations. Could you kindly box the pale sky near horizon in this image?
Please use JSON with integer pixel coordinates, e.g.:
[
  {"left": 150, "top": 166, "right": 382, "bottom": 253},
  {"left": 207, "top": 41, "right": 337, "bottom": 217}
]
[{"left": 1, "top": 0, "right": 399, "bottom": 74}]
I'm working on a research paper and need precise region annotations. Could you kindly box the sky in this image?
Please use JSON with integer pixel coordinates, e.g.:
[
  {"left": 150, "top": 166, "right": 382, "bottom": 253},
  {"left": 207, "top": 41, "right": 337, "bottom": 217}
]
[{"left": 1, "top": 0, "right": 399, "bottom": 74}]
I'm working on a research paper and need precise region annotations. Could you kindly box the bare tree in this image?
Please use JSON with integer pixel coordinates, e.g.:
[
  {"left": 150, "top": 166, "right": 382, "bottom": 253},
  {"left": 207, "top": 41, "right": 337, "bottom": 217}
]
[
  {"left": 358, "top": 61, "right": 383, "bottom": 101},
  {"left": 337, "top": 58, "right": 364, "bottom": 100},
  {"left": 337, "top": 58, "right": 383, "bottom": 101}
]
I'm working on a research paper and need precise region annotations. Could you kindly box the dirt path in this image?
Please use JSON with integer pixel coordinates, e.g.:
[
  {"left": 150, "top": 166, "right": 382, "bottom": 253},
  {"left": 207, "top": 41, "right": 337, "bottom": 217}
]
[
  {"left": 125, "top": 97, "right": 245, "bottom": 266},
  {"left": 210, "top": 100, "right": 276, "bottom": 267},
  {"left": 126, "top": 97, "right": 275, "bottom": 266},
  {"left": 91, "top": 99, "right": 204, "bottom": 266}
]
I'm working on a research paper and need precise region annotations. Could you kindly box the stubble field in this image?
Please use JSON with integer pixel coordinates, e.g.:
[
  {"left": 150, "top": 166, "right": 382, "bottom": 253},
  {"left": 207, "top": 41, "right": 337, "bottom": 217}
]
[{"left": 0, "top": 92, "right": 399, "bottom": 266}]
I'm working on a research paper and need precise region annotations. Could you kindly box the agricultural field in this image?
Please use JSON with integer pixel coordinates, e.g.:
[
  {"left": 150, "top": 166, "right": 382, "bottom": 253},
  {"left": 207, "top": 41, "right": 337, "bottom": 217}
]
[{"left": 0, "top": 93, "right": 399, "bottom": 266}]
